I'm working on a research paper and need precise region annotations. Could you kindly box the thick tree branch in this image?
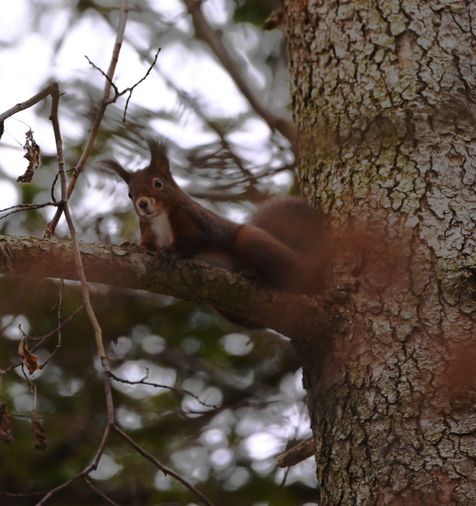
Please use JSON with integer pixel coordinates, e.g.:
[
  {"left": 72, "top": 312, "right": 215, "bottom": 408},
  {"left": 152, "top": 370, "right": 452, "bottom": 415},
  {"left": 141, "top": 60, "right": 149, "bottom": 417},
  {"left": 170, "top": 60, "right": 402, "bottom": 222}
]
[{"left": 0, "top": 235, "right": 337, "bottom": 342}]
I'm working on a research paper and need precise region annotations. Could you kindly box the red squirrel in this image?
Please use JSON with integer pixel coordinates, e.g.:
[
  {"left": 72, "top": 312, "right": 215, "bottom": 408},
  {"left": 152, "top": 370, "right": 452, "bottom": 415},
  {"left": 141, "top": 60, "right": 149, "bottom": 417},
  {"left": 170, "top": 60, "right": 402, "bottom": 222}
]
[{"left": 103, "top": 139, "right": 324, "bottom": 293}]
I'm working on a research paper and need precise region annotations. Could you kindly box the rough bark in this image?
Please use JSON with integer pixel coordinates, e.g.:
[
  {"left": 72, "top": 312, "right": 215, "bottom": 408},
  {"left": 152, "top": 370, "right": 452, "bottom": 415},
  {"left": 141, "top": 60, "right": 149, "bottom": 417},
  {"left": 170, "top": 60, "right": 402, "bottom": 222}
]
[
  {"left": 0, "top": 234, "right": 339, "bottom": 344},
  {"left": 283, "top": 1, "right": 476, "bottom": 505}
]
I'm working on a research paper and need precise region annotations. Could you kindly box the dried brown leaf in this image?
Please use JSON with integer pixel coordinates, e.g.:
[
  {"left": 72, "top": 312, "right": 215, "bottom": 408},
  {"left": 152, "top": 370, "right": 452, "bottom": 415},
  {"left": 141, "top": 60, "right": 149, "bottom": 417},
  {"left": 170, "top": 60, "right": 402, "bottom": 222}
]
[
  {"left": 17, "top": 129, "right": 41, "bottom": 183},
  {"left": 18, "top": 338, "right": 40, "bottom": 374}
]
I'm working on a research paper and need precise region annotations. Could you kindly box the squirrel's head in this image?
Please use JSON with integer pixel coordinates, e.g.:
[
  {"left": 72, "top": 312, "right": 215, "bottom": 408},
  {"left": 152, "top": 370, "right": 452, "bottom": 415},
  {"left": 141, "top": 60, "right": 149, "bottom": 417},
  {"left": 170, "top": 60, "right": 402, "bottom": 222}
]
[{"left": 102, "top": 138, "right": 179, "bottom": 219}]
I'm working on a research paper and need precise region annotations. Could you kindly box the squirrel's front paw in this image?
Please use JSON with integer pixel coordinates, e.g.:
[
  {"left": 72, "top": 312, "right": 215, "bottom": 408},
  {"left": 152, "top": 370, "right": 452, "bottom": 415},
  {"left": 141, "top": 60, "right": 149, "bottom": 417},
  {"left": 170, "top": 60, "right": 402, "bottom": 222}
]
[{"left": 153, "top": 249, "right": 176, "bottom": 270}]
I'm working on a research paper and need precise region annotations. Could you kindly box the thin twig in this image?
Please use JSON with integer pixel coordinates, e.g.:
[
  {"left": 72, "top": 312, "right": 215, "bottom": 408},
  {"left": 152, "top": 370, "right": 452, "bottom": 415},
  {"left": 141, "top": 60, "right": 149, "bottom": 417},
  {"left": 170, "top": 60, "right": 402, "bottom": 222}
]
[
  {"left": 50, "top": 172, "right": 60, "bottom": 203},
  {"left": 109, "top": 370, "right": 219, "bottom": 410},
  {"left": 85, "top": 46, "right": 161, "bottom": 123},
  {"left": 12, "top": 304, "right": 82, "bottom": 350},
  {"left": 29, "top": 305, "right": 83, "bottom": 346},
  {"left": 37, "top": 84, "right": 115, "bottom": 503},
  {"left": 35, "top": 425, "right": 111, "bottom": 506},
  {"left": 25, "top": 281, "right": 71, "bottom": 370},
  {"left": 49, "top": 83, "right": 115, "bottom": 424},
  {"left": 83, "top": 477, "right": 123, "bottom": 506},
  {"left": 0, "top": 84, "right": 59, "bottom": 132},
  {"left": 113, "top": 424, "right": 216, "bottom": 506},
  {"left": 121, "top": 46, "right": 161, "bottom": 122},
  {"left": 44, "top": 0, "right": 129, "bottom": 238},
  {"left": 1, "top": 491, "right": 45, "bottom": 498},
  {"left": 158, "top": 69, "right": 258, "bottom": 184},
  {"left": 114, "top": 35, "right": 260, "bottom": 185},
  {"left": 37, "top": 281, "right": 65, "bottom": 369},
  {"left": 84, "top": 55, "right": 120, "bottom": 98},
  {"left": 98, "top": 19, "right": 291, "bottom": 201},
  {"left": 56, "top": 279, "right": 64, "bottom": 347},
  {"left": 0, "top": 84, "right": 66, "bottom": 214},
  {"left": 0, "top": 202, "right": 58, "bottom": 221}
]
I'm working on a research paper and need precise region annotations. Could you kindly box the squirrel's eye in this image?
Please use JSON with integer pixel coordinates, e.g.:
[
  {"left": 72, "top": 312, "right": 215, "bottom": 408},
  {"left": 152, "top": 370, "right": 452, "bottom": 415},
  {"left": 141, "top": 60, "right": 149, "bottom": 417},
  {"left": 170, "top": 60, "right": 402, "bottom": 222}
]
[
  {"left": 153, "top": 178, "right": 164, "bottom": 189},
  {"left": 128, "top": 192, "right": 132, "bottom": 199}
]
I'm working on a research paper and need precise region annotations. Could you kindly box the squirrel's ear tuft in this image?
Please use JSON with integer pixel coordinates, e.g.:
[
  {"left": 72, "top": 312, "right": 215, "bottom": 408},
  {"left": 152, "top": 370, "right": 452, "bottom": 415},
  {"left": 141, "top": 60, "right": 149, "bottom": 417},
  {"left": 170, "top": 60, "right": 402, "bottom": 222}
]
[
  {"left": 147, "top": 137, "right": 171, "bottom": 175},
  {"left": 100, "top": 159, "right": 130, "bottom": 184}
]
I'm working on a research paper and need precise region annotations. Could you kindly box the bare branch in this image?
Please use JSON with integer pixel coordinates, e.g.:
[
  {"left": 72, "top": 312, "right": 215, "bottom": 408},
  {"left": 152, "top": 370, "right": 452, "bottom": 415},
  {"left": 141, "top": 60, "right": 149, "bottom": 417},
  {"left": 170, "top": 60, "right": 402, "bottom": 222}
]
[
  {"left": 0, "top": 84, "right": 62, "bottom": 215},
  {"left": 85, "top": 45, "right": 160, "bottom": 123},
  {"left": 0, "top": 83, "right": 59, "bottom": 133},
  {"left": 49, "top": 81, "right": 115, "bottom": 424},
  {"left": 1, "top": 305, "right": 84, "bottom": 376},
  {"left": 84, "top": 55, "right": 120, "bottom": 98},
  {"left": 113, "top": 424, "right": 216, "bottom": 506},
  {"left": 0, "top": 202, "right": 58, "bottom": 221},
  {"left": 120, "top": 46, "right": 161, "bottom": 122},
  {"left": 109, "top": 370, "right": 220, "bottom": 410},
  {"left": 182, "top": 0, "right": 296, "bottom": 145},
  {"left": 44, "top": 0, "right": 130, "bottom": 238},
  {"left": 83, "top": 477, "right": 123, "bottom": 506},
  {"left": 56, "top": 279, "right": 64, "bottom": 347},
  {"left": 34, "top": 425, "right": 111, "bottom": 506}
]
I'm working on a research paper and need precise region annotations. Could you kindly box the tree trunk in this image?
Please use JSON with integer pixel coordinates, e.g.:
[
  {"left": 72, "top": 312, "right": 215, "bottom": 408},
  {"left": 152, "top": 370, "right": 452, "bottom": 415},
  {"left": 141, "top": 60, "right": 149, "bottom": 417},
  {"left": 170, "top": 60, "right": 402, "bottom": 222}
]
[{"left": 283, "top": 1, "right": 476, "bottom": 504}]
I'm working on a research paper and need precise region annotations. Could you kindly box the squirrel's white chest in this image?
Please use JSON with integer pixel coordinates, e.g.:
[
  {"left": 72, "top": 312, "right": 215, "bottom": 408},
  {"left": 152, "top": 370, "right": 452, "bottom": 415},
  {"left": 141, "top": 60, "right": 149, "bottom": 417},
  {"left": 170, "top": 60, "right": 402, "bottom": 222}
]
[{"left": 150, "top": 213, "right": 174, "bottom": 249}]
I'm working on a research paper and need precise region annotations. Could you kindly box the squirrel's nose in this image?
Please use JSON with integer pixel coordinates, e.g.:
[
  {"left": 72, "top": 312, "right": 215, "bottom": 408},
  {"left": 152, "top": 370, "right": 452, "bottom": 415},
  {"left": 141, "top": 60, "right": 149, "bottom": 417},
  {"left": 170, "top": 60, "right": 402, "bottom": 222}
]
[{"left": 137, "top": 198, "right": 148, "bottom": 209}]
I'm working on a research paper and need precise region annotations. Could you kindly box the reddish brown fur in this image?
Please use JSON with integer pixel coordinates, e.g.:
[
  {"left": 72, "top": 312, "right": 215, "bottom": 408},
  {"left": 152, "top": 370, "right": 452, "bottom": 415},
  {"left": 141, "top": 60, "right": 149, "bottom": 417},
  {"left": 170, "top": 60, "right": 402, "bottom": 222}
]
[{"left": 103, "top": 139, "right": 325, "bottom": 293}]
